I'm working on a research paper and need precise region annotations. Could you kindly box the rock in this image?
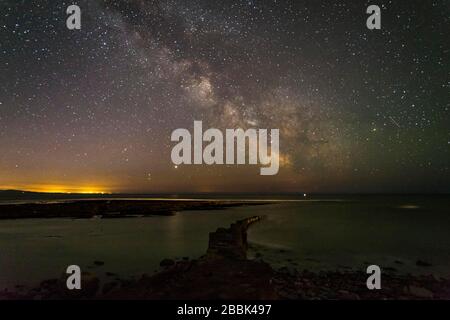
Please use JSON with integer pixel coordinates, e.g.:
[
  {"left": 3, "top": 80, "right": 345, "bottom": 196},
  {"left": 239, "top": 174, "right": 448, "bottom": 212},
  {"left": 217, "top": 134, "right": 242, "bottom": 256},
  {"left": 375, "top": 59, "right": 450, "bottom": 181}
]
[
  {"left": 278, "top": 267, "right": 291, "bottom": 274},
  {"left": 277, "top": 289, "right": 298, "bottom": 299},
  {"left": 40, "top": 278, "right": 58, "bottom": 289},
  {"left": 160, "top": 258, "right": 175, "bottom": 267},
  {"left": 244, "top": 287, "right": 258, "bottom": 295},
  {"left": 140, "top": 274, "right": 150, "bottom": 281},
  {"left": 338, "top": 290, "right": 360, "bottom": 300},
  {"left": 218, "top": 293, "right": 232, "bottom": 299},
  {"left": 416, "top": 260, "right": 432, "bottom": 267},
  {"left": 404, "top": 285, "right": 434, "bottom": 299},
  {"left": 80, "top": 272, "right": 100, "bottom": 297},
  {"left": 206, "top": 217, "right": 263, "bottom": 260},
  {"left": 119, "top": 279, "right": 134, "bottom": 288},
  {"left": 384, "top": 267, "right": 397, "bottom": 272},
  {"left": 102, "top": 282, "right": 118, "bottom": 295}
]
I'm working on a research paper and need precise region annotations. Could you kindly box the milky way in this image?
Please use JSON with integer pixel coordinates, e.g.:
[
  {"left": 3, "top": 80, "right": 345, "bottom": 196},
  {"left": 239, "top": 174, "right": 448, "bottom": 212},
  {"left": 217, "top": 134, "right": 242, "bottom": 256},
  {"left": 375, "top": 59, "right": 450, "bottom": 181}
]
[{"left": 0, "top": 0, "right": 448, "bottom": 193}]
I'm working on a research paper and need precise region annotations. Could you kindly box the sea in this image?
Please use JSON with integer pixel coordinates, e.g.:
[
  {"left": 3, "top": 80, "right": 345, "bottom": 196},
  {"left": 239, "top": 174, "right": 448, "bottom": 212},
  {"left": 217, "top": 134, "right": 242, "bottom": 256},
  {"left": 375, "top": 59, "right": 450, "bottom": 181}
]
[{"left": 0, "top": 195, "right": 449, "bottom": 290}]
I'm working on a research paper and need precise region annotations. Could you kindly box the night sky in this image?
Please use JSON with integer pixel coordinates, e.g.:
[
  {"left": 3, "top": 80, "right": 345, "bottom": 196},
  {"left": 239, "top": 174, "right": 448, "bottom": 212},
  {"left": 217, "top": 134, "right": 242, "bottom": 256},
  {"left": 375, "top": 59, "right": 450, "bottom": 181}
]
[{"left": 0, "top": 0, "right": 448, "bottom": 194}]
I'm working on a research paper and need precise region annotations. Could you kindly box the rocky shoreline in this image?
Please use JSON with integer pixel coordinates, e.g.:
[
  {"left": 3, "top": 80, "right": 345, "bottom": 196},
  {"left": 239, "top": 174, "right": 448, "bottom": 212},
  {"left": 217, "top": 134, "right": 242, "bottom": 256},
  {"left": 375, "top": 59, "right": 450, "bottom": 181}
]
[
  {"left": 0, "top": 200, "right": 268, "bottom": 219},
  {"left": 1, "top": 215, "right": 449, "bottom": 300}
]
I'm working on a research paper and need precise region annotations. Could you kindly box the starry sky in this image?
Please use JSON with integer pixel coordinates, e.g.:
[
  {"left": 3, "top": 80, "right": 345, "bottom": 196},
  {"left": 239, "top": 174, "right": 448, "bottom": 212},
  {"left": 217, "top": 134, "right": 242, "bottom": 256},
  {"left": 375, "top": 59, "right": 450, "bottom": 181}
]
[{"left": 0, "top": 0, "right": 448, "bottom": 194}]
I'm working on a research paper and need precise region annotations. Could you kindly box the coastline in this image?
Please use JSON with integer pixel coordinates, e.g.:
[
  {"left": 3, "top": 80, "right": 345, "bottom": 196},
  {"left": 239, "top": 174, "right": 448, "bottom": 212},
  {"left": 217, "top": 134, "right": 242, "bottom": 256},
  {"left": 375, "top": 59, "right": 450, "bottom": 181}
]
[
  {"left": 1, "top": 215, "right": 449, "bottom": 300},
  {"left": 0, "top": 199, "right": 270, "bottom": 220}
]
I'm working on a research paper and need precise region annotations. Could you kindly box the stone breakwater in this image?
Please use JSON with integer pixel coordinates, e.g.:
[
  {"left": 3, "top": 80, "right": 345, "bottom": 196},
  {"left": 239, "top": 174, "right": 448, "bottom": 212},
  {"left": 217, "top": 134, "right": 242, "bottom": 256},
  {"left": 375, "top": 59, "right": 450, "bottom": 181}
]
[{"left": 207, "top": 215, "right": 264, "bottom": 260}]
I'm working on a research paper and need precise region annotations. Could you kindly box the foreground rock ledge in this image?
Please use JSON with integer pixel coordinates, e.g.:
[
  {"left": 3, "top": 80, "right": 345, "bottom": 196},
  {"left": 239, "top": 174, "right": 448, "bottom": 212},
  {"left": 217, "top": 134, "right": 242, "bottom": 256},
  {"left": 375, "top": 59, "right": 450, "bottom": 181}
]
[{"left": 2, "top": 216, "right": 450, "bottom": 300}]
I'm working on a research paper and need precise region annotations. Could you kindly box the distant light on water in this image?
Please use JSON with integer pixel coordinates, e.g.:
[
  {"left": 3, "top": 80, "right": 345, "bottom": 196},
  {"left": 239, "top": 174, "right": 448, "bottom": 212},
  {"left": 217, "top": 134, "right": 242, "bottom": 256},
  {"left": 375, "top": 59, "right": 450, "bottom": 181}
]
[{"left": 398, "top": 205, "right": 420, "bottom": 209}]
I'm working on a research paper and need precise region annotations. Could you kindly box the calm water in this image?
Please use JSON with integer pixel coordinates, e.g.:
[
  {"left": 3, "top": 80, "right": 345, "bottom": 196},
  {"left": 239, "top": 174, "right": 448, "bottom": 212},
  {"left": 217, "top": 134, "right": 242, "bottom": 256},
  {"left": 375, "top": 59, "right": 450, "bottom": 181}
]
[{"left": 1, "top": 196, "right": 449, "bottom": 289}]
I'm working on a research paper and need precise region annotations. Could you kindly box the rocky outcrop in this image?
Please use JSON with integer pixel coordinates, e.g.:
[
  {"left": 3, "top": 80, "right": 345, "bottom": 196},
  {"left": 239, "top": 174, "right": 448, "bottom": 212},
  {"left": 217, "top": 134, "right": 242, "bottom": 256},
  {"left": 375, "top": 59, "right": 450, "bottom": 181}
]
[{"left": 206, "top": 216, "right": 264, "bottom": 260}]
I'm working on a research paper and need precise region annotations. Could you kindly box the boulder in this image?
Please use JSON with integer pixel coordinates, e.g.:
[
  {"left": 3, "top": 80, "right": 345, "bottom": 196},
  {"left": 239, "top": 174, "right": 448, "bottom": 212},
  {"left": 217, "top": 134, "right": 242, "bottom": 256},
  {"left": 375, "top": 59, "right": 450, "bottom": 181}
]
[
  {"left": 404, "top": 285, "right": 434, "bottom": 299},
  {"left": 160, "top": 258, "right": 175, "bottom": 267},
  {"left": 416, "top": 260, "right": 432, "bottom": 267}
]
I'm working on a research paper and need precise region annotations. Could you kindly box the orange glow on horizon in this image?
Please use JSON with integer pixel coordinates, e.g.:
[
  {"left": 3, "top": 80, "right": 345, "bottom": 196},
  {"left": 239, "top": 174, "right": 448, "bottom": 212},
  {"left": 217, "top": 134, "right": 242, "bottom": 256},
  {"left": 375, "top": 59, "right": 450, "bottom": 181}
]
[{"left": 0, "top": 184, "right": 110, "bottom": 194}]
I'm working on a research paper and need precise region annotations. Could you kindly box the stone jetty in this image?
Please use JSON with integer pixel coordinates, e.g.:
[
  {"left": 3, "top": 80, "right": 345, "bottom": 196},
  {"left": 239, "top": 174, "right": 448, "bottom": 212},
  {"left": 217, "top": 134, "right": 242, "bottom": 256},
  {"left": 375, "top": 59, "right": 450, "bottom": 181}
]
[{"left": 206, "top": 215, "right": 264, "bottom": 260}]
